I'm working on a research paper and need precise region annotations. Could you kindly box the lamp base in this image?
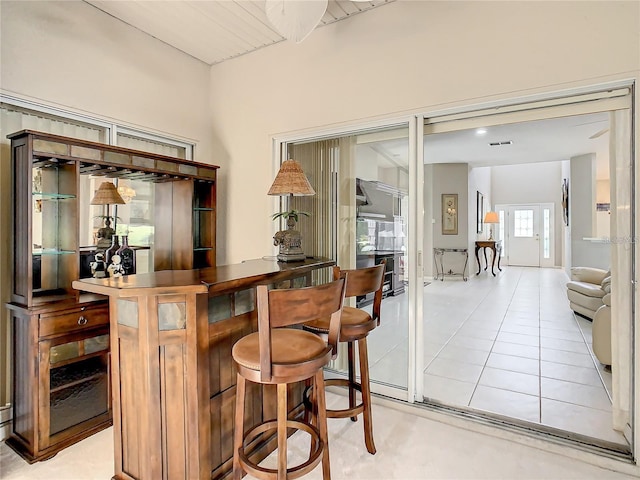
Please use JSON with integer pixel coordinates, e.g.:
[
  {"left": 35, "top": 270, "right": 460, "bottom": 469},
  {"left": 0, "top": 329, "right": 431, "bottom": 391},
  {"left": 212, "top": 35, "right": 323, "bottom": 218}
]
[
  {"left": 273, "top": 228, "right": 306, "bottom": 262},
  {"left": 277, "top": 252, "right": 306, "bottom": 262}
]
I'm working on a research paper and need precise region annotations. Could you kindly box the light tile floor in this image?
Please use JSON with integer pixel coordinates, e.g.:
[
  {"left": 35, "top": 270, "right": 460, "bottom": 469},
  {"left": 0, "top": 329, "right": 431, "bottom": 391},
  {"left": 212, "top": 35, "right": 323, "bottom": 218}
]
[
  {"left": 2, "top": 267, "right": 631, "bottom": 478},
  {"left": 362, "top": 266, "right": 627, "bottom": 447},
  {"left": 1, "top": 394, "right": 637, "bottom": 480}
]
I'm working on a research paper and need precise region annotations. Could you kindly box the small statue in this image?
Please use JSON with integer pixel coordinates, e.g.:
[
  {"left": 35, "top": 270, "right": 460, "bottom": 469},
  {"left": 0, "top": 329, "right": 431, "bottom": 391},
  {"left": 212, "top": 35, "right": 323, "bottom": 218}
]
[
  {"left": 90, "top": 253, "right": 107, "bottom": 279},
  {"left": 107, "top": 254, "right": 125, "bottom": 278}
]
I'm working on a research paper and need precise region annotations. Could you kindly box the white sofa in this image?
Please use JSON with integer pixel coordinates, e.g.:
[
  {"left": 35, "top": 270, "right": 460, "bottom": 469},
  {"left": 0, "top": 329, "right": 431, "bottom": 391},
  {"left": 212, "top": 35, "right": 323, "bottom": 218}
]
[
  {"left": 593, "top": 293, "right": 612, "bottom": 367},
  {"left": 566, "top": 267, "right": 610, "bottom": 320}
]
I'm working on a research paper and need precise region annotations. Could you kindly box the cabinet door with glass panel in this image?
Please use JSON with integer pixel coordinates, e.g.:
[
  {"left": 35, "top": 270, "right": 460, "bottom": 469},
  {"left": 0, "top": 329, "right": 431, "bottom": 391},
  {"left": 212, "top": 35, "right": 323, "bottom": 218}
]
[
  {"left": 40, "top": 326, "right": 111, "bottom": 451},
  {"left": 12, "top": 136, "right": 79, "bottom": 307}
]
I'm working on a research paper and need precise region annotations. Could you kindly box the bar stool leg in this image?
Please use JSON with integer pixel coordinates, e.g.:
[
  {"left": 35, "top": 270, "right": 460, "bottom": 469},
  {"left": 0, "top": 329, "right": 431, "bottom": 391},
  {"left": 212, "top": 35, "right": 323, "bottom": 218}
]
[
  {"left": 307, "top": 376, "right": 319, "bottom": 455},
  {"left": 314, "top": 369, "right": 331, "bottom": 480},
  {"left": 347, "top": 341, "right": 357, "bottom": 422},
  {"left": 358, "top": 337, "right": 376, "bottom": 455},
  {"left": 277, "top": 383, "right": 288, "bottom": 480},
  {"left": 233, "top": 374, "right": 246, "bottom": 480}
]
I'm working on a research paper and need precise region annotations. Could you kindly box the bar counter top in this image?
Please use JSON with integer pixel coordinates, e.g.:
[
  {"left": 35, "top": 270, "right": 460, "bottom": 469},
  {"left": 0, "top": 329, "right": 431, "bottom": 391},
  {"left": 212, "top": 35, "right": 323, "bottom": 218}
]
[{"left": 73, "top": 256, "right": 334, "bottom": 297}]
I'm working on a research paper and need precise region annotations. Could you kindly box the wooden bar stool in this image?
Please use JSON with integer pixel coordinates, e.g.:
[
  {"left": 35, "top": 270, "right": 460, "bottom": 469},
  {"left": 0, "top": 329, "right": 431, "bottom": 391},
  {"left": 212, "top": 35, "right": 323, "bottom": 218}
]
[
  {"left": 232, "top": 278, "right": 346, "bottom": 480},
  {"left": 303, "top": 261, "right": 385, "bottom": 455}
]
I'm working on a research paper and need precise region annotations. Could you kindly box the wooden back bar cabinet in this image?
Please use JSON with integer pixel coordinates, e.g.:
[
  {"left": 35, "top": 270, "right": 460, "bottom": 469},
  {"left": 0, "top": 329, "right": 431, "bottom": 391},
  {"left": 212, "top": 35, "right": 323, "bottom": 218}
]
[
  {"left": 72, "top": 257, "right": 334, "bottom": 480},
  {"left": 6, "top": 130, "right": 218, "bottom": 463}
]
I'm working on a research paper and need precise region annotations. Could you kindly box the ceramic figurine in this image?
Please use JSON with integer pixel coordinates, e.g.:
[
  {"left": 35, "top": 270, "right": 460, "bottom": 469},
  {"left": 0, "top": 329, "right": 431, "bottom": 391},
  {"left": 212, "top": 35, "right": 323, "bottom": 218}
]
[
  {"left": 107, "top": 254, "right": 125, "bottom": 278},
  {"left": 90, "top": 253, "right": 107, "bottom": 278}
]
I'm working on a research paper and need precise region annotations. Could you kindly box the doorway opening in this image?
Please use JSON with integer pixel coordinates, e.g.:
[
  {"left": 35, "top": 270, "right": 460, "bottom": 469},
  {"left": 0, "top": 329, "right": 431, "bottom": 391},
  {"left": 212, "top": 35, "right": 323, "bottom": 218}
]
[{"left": 420, "top": 98, "right": 633, "bottom": 454}]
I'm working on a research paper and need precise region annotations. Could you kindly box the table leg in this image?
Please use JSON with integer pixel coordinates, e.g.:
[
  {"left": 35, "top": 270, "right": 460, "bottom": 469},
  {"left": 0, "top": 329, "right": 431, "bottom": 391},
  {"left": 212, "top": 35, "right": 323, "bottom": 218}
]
[
  {"left": 475, "top": 246, "right": 481, "bottom": 275},
  {"left": 491, "top": 245, "right": 497, "bottom": 276},
  {"left": 462, "top": 251, "right": 468, "bottom": 281},
  {"left": 483, "top": 247, "right": 489, "bottom": 271}
]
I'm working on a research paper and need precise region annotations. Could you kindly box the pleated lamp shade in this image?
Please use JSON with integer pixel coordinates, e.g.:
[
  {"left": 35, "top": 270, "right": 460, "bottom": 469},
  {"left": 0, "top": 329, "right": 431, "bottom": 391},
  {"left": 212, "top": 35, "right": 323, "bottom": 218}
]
[
  {"left": 91, "top": 182, "right": 126, "bottom": 205},
  {"left": 483, "top": 211, "right": 500, "bottom": 224},
  {"left": 268, "top": 160, "right": 316, "bottom": 196}
]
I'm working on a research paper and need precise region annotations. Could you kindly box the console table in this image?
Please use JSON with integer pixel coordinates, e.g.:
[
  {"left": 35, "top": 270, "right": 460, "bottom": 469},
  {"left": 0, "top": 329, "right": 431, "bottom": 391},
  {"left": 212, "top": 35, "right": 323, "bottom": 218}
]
[
  {"left": 475, "top": 240, "right": 503, "bottom": 276},
  {"left": 72, "top": 257, "right": 333, "bottom": 480},
  {"left": 433, "top": 248, "right": 468, "bottom": 281}
]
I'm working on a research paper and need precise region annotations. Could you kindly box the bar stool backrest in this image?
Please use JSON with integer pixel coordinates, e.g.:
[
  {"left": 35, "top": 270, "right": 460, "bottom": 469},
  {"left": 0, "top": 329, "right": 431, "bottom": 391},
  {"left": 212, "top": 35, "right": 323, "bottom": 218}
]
[
  {"left": 256, "top": 278, "right": 346, "bottom": 381},
  {"left": 332, "top": 260, "right": 386, "bottom": 325}
]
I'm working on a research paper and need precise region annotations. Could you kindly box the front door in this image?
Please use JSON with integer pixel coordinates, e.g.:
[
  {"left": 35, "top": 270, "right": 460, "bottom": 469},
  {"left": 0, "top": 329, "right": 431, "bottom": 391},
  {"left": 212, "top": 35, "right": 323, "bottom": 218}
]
[{"left": 507, "top": 205, "right": 540, "bottom": 266}]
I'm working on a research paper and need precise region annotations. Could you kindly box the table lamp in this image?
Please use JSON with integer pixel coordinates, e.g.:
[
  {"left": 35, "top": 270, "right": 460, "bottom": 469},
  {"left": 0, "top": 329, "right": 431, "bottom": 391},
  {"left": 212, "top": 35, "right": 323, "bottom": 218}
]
[
  {"left": 91, "top": 181, "right": 125, "bottom": 249},
  {"left": 483, "top": 211, "right": 500, "bottom": 240},
  {"left": 268, "top": 159, "right": 315, "bottom": 262}
]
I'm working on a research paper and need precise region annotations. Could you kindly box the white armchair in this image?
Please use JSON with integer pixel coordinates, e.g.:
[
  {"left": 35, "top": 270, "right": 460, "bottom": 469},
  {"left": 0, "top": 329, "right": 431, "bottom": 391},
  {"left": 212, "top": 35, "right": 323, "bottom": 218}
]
[{"left": 566, "top": 267, "right": 610, "bottom": 320}]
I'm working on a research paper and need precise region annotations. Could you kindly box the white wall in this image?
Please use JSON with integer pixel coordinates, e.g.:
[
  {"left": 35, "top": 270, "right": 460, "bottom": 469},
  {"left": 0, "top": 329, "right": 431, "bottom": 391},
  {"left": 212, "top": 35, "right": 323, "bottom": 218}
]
[
  {"left": 208, "top": 0, "right": 639, "bottom": 264},
  {"left": 431, "top": 164, "right": 468, "bottom": 276},
  {"left": 570, "top": 153, "right": 611, "bottom": 269},
  {"left": 433, "top": 164, "right": 468, "bottom": 247},
  {"left": 468, "top": 166, "right": 492, "bottom": 240},
  {"left": 0, "top": 1, "right": 213, "bottom": 155},
  {"left": 562, "top": 160, "right": 571, "bottom": 274},
  {"left": 0, "top": 0, "right": 214, "bottom": 406},
  {"left": 491, "top": 162, "right": 564, "bottom": 266}
]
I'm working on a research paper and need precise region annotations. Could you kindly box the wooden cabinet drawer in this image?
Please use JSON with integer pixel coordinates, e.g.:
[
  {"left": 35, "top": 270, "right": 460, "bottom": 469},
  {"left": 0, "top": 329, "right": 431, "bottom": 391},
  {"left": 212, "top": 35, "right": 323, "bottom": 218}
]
[{"left": 40, "top": 305, "right": 109, "bottom": 337}]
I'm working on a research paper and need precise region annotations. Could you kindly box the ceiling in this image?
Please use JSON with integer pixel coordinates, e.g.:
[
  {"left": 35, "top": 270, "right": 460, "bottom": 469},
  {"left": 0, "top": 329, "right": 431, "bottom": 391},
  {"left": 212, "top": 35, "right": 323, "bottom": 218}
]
[
  {"left": 84, "top": 0, "right": 395, "bottom": 65},
  {"left": 362, "top": 112, "right": 610, "bottom": 179},
  {"left": 81, "top": 1, "right": 609, "bottom": 176}
]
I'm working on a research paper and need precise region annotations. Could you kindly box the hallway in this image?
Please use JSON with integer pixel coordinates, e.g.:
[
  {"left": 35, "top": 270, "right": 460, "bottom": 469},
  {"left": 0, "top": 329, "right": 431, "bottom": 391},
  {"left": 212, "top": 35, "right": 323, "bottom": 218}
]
[{"left": 363, "top": 266, "right": 626, "bottom": 447}]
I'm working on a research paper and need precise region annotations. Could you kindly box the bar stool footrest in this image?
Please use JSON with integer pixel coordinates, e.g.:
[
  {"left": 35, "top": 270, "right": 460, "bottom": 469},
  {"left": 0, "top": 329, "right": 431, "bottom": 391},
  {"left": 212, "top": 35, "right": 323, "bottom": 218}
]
[
  {"left": 238, "top": 419, "right": 324, "bottom": 480},
  {"left": 304, "top": 378, "right": 366, "bottom": 419}
]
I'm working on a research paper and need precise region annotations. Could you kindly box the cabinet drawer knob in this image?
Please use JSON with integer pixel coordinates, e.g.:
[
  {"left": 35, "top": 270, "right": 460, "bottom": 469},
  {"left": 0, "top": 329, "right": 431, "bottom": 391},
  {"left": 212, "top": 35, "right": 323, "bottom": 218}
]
[{"left": 78, "top": 316, "right": 88, "bottom": 326}]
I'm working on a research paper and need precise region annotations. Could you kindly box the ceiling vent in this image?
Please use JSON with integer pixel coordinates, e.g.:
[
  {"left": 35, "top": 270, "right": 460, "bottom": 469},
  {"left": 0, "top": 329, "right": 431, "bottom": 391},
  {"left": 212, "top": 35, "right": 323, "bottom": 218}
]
[{"left": 489, "top": 141, "right": 513, "bottom": 146}]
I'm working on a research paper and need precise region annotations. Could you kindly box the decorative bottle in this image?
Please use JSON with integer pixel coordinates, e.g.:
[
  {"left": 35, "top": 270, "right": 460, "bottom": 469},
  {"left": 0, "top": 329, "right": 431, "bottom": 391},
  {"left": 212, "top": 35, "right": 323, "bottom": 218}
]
[
  {"left": 116, "top": 235, "right": 135, "bottom": 275},
  {"left": 105, "top": 235, "right": 120, "bottom": 267}
]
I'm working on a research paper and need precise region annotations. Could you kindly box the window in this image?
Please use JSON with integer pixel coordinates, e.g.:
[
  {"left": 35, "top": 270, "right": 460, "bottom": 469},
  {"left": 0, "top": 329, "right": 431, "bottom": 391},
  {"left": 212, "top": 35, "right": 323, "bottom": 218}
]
[
  {"left": 543, "top": 208, "right": 550, "bottom": 258},
  {"left": 514, "top": 209, "right": 534, "bottom": 237},
  {"left": 1, "top": 95, "right": 195, "bottom": 157},
  {"left": 498, "top": 210, "right": 505, "bottom": 256},
  {"left": 1, "top": 96, "right": 196, "bottom": 275}
]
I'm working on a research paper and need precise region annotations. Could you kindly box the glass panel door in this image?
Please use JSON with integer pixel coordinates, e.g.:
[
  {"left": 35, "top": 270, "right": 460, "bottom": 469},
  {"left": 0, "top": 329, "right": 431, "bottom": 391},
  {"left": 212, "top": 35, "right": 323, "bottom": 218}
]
[{"left": 281, "top": 122, "right": 413, "bottom": 400}]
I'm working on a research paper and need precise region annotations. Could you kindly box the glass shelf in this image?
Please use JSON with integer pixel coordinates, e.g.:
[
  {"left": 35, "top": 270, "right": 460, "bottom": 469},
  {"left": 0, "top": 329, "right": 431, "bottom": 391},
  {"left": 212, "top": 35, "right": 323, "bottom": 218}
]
[
  {"left": 33, "top": 248, "right": 77, "bottom": 255},
  {"left": 193, "top": 207, "right": 214, "bottom": 211},
  {"left": 193, "top": 247, "right": 213, "bottom": 251},
  {"left": 32, "top": 192, "right": 76, "bottom": 199}
]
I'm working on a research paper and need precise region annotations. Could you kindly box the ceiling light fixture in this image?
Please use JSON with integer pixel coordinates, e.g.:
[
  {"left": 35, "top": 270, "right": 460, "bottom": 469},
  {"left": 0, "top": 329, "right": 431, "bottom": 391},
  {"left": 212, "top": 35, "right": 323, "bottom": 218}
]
[
  {"left": 589, "top": 128, "right": 609, "bottom": 139},
  {"left": 265, "top": 0, "right": 328, "bottom": 44},
  {"left": 475, "top": 128, "right": 487, "bottom": 136}
]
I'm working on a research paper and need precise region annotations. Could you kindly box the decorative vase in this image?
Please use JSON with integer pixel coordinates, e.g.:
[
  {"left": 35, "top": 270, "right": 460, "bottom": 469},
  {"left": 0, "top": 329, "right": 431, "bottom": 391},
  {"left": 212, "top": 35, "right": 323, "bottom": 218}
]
[
  {"left": 116, "top": 235, "right": 135, "bottom": 275},
  {"left": 105, "top": 235, "right": 120, "bottom": 267}
]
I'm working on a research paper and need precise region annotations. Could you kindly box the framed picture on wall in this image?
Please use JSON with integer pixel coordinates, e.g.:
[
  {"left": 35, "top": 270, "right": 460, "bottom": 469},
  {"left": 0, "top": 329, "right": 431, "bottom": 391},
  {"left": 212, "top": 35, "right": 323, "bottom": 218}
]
[
  {"left": 442, "top": 193, "right": 458, "bottom": 235},
  {"left": 562, "top": 178, "right": 569, "bottom": 226},
  {"left": 477, "top": 191, "right": 484, "bottom": 233}
]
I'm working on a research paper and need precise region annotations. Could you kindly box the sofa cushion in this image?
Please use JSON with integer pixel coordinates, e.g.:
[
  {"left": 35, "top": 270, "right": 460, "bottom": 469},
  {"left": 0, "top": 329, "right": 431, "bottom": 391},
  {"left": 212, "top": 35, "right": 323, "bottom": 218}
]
[
  {"left": 566, "top": 280, "right": 606, "bottom": 298},
  {"left": 570, "top": 267, "right": 609, "bottom": 285},
  {"left": 601, "top": 276, "right": 612, "bottom": 293},
  {"left": 567, "top": 289, "right": 605, "bottom": 312},
  {"left": 602, "top": 293, "right": 612, "bottom": 307}
]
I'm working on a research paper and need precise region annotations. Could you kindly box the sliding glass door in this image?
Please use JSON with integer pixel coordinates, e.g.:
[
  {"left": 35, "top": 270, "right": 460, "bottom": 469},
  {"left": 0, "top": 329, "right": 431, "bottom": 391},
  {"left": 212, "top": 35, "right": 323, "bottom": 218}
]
[{"left": 277, "top": 121, "right": 419, "bottom": 401}]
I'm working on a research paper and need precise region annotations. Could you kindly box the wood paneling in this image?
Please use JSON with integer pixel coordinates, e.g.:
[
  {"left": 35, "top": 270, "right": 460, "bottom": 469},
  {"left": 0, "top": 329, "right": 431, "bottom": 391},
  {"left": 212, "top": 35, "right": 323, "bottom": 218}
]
[{"left": 73, "top": 258, "right": 334, "bottom": 479}]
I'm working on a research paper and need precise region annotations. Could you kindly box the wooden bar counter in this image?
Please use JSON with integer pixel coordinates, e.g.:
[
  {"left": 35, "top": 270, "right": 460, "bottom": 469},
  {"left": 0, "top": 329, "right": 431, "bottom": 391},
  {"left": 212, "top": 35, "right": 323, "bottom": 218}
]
[{"left": 72, "top": 257, "right": 334, "bottom": 480}]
